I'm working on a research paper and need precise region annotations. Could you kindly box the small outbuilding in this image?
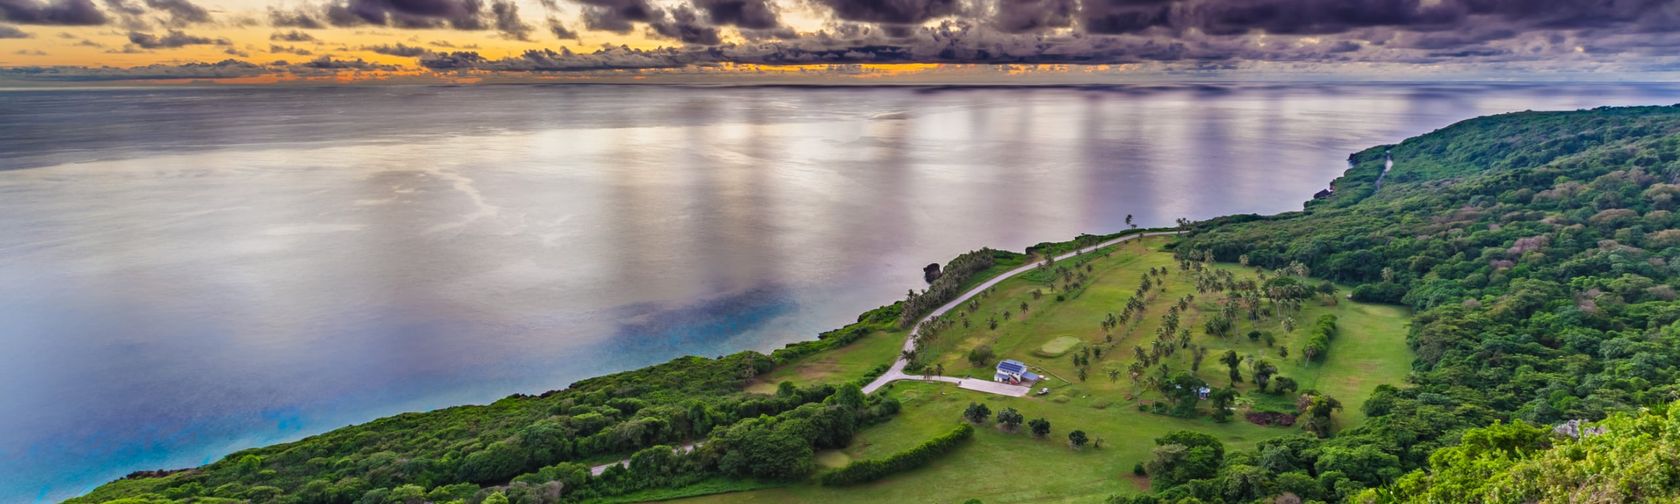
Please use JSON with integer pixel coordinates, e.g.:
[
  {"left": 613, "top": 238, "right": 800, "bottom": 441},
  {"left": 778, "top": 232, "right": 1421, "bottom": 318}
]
[{"left": 994, "top": 359, "right": 1041, "bottom": 385}]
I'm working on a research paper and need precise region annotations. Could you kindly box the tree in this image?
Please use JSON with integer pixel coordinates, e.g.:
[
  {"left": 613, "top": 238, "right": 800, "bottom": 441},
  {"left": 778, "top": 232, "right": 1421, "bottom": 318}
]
[
  {"left": 1209, "top": 388, "right": 1238, "bottom": 422},
  {"left": 1145, "top": 431, "right": 1225, "bottom": 488},
  {"left": 964, "top": 402, "right": 992, "bottom": 424},
  {"left": 1252, "top": 360, "right": 1278, "bottom": 392},
  {"left": 1164, "top": 372, "right": 1208, "bottom": 417},
  {"left": 483, "top": 492, "right": 510, "bottom": 504},
  {"left": 1273, "top": 376, "right": 1299, "bottom": 395},
  {"left": 1298, "top": 393, "right": 1343, "bottom": 438},
  {"left": 1220, "top": 350, "right": 1242, "bottom": 384},
  {"left": 967, "top": 344, "right": 995, "bottom": 367},
  {"left": 996, "top": 407, "right": 1024, "bottom": 431},
  {"left": 1029, "top": 418, "right": 1051, "bottom": 438},
  {"left": 1068, "top": 430, "right": 1089, "bottom": 449}
]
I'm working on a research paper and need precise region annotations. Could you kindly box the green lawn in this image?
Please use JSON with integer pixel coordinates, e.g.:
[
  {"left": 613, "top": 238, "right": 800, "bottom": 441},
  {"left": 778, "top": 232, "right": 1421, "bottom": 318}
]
[
  {"left": 687, "top": 237, "right": 1413, "bottom": 503},
  {"left": 746, "top": 327, "right": 906, "bottom": 394}
]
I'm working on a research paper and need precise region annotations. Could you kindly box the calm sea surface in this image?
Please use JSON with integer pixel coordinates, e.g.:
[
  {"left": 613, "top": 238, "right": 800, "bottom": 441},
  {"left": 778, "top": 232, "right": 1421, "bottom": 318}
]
[{"left": 3, "top": 82, "right": 1678, "bottom": 502}]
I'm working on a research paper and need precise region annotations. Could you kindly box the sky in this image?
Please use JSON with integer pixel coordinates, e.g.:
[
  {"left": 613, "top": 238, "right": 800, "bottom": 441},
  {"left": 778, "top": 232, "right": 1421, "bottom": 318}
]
[{"left": 0, "top": 0, "right": 1679, "bottom": 83}]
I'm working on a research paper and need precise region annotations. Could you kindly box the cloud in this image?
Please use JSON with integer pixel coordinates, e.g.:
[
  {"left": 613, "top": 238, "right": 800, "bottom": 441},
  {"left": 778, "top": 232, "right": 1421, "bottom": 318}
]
[
  {"left": 0, "top": 22, "right": 27, "bottom": 35},
  {"left": 575, "top": 0, "right": 654, "bottom": 33},
  {"left": 992, "top": 0, "right": 1075, "bottom": 33},
  {"left": 0, "top": 58, "right": 267, "bottom": 80},
  {"left": 364, "top": 41, "right": 426, "bottom": 55},
  {"left": 143, "top": 0, "right": 208, "bottom": 25},
  {"left": 0, "top": 0, "right": 106, "bottom": 25},
  {"left": 269, "top": 43, "right": 312, "bottom": 54},
  {"left": 648, "top": 5, "right": 717, "bottom": 45},
  {"left": 126, "top": 28, "right": 222, "bottom": 48},
  {"left": 292, "top": 54, "right": 399, "bottom": 70},
  {"left": 268, "top": 6, "right": 325, "bottom": 28},
  {"left": 335, "top": 0, "right": 490, "bottom": 29},
  {"left": 270, "top": 29, "right": 317, "bottom": 41},
  {"left": 693, "top": 0, "right": 776, "bottom": 29},
  {"left": 545, "top": 15, "right": 575, "bottom": 39},
  {"left": 490, "top": 0, "right": 530, "bottom": 39},
  {"left": 813, "top": 0, "right": 956, "bottom": 24}
]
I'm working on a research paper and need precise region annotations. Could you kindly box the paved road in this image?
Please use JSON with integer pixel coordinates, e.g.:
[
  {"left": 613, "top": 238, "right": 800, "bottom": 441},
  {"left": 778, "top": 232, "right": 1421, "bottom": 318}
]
[
  {"left": 583, "top": 231, "right": 1178, "bottom": 476},
  {"left": 861, "top": 230, "right": 1182, "bottom": 396}
]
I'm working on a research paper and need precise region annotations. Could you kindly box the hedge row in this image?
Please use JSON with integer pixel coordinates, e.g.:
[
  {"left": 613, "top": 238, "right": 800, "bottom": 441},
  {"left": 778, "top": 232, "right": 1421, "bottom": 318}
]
[
  {"left": 1301, "top": 314, "right": 1338, "bottom": 362},
  {"left": 818, "top": 423, "right": 974, "bottom": 486}
]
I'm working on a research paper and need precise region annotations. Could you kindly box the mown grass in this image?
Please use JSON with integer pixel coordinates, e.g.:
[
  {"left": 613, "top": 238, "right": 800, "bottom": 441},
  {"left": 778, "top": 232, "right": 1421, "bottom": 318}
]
[{"left": 685, "top": 237, "right": 1412, "bottom": 503}]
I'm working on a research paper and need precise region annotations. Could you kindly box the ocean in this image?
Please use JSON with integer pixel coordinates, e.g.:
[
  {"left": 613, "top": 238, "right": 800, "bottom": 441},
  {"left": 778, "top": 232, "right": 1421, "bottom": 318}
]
[{"left": 2, "top": 82, "right": 1677, "bottom": 502}]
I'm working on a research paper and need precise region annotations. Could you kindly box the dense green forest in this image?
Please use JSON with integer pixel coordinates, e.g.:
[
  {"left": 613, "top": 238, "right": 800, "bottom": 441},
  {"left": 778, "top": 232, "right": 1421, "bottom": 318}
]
[
  {"left": 76, "top": 104, "right": 1680, "bottom": 504},
  {"left": 1120, "top": 104, "right": 1680, "bottom": 503}
]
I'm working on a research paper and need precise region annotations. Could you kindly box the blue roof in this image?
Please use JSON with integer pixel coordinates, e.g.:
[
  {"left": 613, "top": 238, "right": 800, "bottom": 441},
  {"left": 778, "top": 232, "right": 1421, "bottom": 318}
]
[{"left": 996, "top": 360, "right": 1026, "bottom": 374}]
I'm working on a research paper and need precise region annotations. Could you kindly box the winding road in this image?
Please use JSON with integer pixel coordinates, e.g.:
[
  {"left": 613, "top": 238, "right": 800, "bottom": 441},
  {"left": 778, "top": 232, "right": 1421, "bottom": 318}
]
[
  {"left": 584, "top": 230, "right": 1180, "bottom": 476},
  {"left": 861, "top": 230, "right": 1182, "bottom": 396}
]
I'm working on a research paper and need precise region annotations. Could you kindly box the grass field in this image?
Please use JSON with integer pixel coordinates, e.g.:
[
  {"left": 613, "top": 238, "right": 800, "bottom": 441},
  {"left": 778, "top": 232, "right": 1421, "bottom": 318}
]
[
  {"left": 690, "top": 237, "right": 1413, "bottom": 503},
  {"left": 1034, "top": 336, "right": 1083, "bottom": 358},
  {"left": 745, "top": 327, "right": 905, "bottom": 394}
]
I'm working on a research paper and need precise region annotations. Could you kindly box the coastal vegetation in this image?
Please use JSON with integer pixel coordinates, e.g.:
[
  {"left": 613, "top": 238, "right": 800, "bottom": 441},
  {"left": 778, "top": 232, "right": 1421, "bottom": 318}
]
[{"left": 73, "top": 104, "right": 1680, "bottom": 504}]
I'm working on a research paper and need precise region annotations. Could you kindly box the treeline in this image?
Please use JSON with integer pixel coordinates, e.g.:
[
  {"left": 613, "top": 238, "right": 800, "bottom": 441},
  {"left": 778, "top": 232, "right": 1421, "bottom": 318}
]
[
  {"left": 818, "top": 423, "right": 974, "bottom": 486},
  {"left": 69, "top": 347, "right": 887, "bottom": 503},
  {"left": 1136, "top": 104, "right": 1680, "bottom": 502},
  {"left": 898, "top": 249, "right": 1006, "bottom": 327}
]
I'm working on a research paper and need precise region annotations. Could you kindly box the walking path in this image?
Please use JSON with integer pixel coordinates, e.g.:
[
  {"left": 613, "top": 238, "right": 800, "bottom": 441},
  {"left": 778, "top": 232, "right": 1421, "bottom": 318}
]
[
  {"left": 861, "top": 230, "right": 1182, "bottom": 396},
  {"left": 1372, "top": 151, "right": 1394, "bottom": 191}
]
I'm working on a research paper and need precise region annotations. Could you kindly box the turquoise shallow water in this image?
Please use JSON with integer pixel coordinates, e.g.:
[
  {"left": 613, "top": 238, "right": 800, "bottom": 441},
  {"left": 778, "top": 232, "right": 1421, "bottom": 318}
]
[{"left": 2, "top": 82, "right": 1678, "bottom": 502}]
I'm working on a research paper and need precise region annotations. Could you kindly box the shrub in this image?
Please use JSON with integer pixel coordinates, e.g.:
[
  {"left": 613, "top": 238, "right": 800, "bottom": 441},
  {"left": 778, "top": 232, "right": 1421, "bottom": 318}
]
[
  {"left": 996, "top": 407, "right": 1024, "bottom": 431},
  {"left": 1029, "top": 418, "right": 1052, "bottom": 438},
  {"left": 963, "top": 402, "right": 992, "bottom": 424},
  {"left": 967, "top": 345, "right": 995, "bottom": 367}
]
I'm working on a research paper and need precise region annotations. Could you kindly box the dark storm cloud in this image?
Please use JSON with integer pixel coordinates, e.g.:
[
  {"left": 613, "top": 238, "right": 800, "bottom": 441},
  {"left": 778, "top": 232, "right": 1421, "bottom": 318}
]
[
  {"left": 1079, "top": 0, "right": 1171, "bottom": 34},
  {"left": 814, "top": 0, "right": 957, "bottom": 24},
  {"left": 992, "top": 0, "right": 1074, "bottom": 33},
  {"left": 127, "top": 28, "right": 221, "bottom": 47},
  {"left": 693, "top": 0, "right": 776, "bottom": 29},
  {"left": 575, "top": 0, "right": 654, "bottom": 33},
  {"left": 0, "top": 22, "right": 28, "bottom": 35},
  {"left": 266, "top": 0, "right": 552, "bottom": 34},
  {"left": 0, "top": 0, "right": 106, "bottom": 25},
  {"left": 648, "top": 6, "right": 718, "bottom": 44},
  {"left": 338, "top": 0, "right": 489, "bottom": 29}
]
